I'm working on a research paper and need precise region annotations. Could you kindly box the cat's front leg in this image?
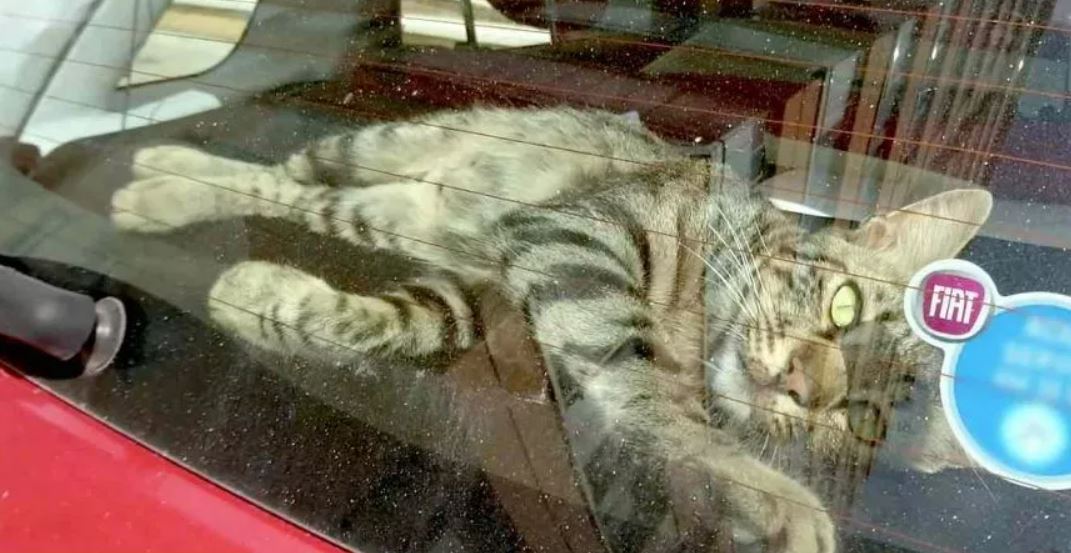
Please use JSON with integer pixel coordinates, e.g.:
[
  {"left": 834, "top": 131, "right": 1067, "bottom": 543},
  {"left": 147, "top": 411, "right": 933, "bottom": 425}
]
[
  {"left": 698, "top": 439, "right": 835, "bottom": 552},
  {"left": 206, "top": 260, "right": 475, "bottom": 359},
  {"left": 495, "top": 205, "right": 834, "bottom": 552}
]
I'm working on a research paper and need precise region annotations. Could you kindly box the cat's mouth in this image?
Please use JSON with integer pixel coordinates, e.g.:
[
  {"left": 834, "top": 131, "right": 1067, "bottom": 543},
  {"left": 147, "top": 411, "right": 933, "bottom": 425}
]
[{"left": 707, "top": 339, "right": 814, "bottom": 444}]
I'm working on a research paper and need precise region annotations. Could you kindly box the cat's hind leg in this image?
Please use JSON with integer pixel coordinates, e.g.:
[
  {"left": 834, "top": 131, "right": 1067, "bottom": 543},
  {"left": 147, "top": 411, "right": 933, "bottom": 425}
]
[
  {"left": 280, "top": 119, "right": 460, "bottom": 186},
  {"left": 207, "top": 260, "right": 476, "bottom": 360},
  {"left": 113, "top": 145, "right": 441, "bottom": 257},
  {"left": 112, "top": 144, "right": 293, "bottom": 232}
]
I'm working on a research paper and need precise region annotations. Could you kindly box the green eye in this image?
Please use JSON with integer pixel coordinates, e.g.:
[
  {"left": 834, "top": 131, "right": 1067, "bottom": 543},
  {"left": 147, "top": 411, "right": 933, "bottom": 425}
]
[{"left": 830, "top": 283, "right": 861, "bottom": 328}]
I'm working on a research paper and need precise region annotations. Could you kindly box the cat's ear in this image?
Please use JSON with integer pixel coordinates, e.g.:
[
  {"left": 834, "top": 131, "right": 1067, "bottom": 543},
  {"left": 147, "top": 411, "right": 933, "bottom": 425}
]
[{"left": 850, "top": 189, "right": 992, "bottom": 268}]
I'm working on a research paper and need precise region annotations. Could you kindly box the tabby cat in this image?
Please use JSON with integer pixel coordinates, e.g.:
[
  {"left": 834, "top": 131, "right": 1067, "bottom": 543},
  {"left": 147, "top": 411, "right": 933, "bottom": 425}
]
[{"left": 110, "top": 106, "right": 992, "bottom": 553}]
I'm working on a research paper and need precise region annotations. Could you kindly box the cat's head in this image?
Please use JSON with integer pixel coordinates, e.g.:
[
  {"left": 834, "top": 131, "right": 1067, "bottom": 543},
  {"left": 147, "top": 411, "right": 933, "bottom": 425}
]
[{"left": 707, "top": 188, "right": 992, "bottom": 474}]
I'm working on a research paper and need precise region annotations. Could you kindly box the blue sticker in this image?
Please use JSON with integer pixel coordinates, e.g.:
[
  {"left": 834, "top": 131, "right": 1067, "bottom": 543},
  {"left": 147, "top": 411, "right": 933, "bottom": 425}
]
[{"left": 905, "top": 260, "right": 1071, "bottom": 490}]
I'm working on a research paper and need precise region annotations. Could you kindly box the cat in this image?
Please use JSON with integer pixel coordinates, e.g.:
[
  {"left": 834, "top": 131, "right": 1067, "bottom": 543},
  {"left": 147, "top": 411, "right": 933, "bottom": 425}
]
[{"left": 110, "top": 106, "right": 992, "bottom": 553}]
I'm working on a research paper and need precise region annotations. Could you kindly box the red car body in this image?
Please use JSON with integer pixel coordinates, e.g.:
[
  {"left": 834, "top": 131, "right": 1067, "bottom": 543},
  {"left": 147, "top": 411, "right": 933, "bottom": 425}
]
[{"left": 0, "top": 363, "right": 344, "bottom": 553}]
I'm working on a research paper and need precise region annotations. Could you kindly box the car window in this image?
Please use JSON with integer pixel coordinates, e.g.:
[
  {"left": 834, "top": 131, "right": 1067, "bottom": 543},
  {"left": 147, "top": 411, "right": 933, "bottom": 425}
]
[
  {"left": 120, "top": 0, "right": 259, "bottom": 87},
  {"left": 3, "top": 0, "right": 1071, "bottom": 552}
]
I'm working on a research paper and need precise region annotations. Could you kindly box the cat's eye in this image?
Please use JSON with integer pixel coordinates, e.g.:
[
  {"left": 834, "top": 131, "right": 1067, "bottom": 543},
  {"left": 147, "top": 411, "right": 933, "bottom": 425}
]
[{"left": 830, "top": 283, "right": 861, "bottom": 328}]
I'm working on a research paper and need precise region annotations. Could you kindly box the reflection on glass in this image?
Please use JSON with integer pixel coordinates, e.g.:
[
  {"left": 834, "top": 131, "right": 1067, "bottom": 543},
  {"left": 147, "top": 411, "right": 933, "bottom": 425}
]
[
  {"left": 3, "top": 0, "right": 1071, "bottom": 552},
  {"left": 121, "top": 0, "right": 259, "bottom": 87}
]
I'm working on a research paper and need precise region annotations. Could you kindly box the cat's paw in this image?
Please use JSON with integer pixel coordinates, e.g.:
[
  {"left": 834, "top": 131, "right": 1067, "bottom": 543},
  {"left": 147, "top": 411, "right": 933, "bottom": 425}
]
[
  {"left": 771, "top": 483, "right": 835, "bottom": 553},
  {"left": 129, "top": 144, "right": 237, "bottom": 180},
  {"left": 722, "top": 460, "right": 836, "bottom": 553},
  {"left": 207, "top": 261, "right": 309, "bottom": 350},
  {"left": 112, "top": 144, "right": 253, "bottom": 232},
  {"left": 111, "top": 175, "right": 222, "bottom": 232}
]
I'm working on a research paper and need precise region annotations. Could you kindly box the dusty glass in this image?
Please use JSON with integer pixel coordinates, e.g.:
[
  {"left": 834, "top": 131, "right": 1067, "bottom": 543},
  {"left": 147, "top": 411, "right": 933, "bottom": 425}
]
[{"left": 2, "top": 0, "right": 1070, "bottom": 552}]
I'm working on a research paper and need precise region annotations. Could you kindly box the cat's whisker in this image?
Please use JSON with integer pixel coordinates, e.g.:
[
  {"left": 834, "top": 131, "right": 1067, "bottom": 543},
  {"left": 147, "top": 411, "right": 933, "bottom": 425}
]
[
  {"left": 694, "top": 249, "right": 758, "bottom": 321},
  {"left": 743, "top": 247, "right": 776, "bottom": 327},
  {"left": 706, "top": 228, "right": 760, "bottom": 316},
  {"left": 705, "top": 218, "right": 750, "bottom": 285},
  {"left": 706, "top": 319, "right": 748, "bottom": 342},
  {"left": 756, "top": 224, "right": 772, "bottom": 257},
  {"left": 750, "top": 228, "right": 778, "bottom": 321},
  {"left": 709, "top": 206, "right": 758, "bottom": 288},
  {"left": 707, "top": 203, "right": 769, "bottom": 322},
  {"left": 705, "top": 268, "right": 756, "bottom": 321},
  {"left": 706, "top": 201, "right": 752, "bottom": 264}
]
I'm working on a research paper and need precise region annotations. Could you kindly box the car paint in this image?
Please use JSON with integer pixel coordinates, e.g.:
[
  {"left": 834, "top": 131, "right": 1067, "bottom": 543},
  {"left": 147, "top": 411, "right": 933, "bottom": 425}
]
[{"left": 0, "top": 362, "right": 347, "bottom": 553}]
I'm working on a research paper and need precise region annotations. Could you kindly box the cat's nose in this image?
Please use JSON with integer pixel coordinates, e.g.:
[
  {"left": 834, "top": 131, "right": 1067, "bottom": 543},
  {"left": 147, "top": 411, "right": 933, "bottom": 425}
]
[{"left": 784, "top": 356, "right": 813, "bottom": 407}]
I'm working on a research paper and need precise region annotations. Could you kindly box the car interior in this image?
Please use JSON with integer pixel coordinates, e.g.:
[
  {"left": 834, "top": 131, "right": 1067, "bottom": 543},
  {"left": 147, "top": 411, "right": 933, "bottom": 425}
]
[{"left": 2, "top": 0, "right": 1071, "bottom": 552}]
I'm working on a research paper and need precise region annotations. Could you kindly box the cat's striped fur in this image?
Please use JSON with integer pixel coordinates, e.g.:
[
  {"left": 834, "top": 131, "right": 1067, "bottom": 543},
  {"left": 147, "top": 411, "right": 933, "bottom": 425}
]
[{"left": 112, "top": 106, "right": 992, "bottom": 553}]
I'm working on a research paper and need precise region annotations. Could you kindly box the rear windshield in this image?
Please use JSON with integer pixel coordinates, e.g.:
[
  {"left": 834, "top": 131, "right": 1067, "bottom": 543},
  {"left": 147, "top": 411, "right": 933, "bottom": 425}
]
[{"left": 2, "top": 0, "right": 1070, "bottom": 552}]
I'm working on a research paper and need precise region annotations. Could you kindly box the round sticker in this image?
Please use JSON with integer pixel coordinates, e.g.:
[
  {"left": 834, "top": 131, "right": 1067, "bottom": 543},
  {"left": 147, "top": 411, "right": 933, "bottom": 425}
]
[{"left": 905, "top": 259, "right": 1071, "bottom": 490}]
